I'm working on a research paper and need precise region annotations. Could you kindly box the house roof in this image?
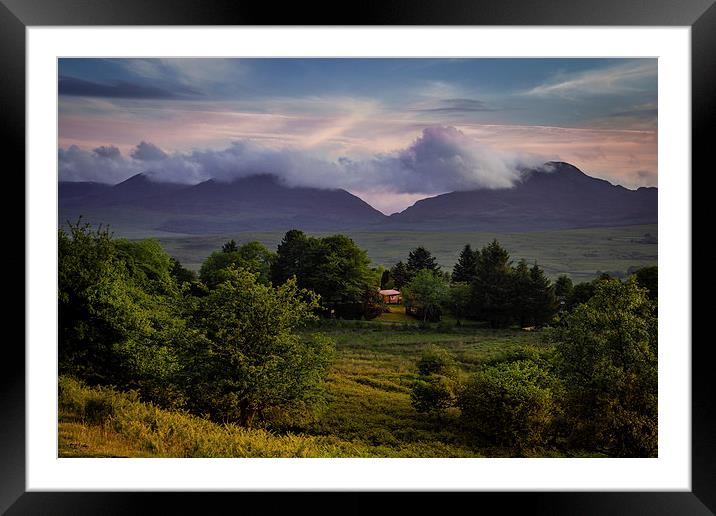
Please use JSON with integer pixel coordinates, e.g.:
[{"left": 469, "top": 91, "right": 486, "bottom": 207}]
[{"left": 379, "top": 289, "right": 401, "bottom": 296}]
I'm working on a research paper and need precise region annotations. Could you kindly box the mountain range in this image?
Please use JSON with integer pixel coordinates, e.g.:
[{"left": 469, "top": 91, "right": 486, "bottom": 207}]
[{"left": 58, "top": 162, "right": 657, "bottom": 235}]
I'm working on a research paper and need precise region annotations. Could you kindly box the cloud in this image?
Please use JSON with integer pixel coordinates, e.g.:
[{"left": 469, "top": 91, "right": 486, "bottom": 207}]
[
  {"left": 413, "top": 98, "right": 495, "bottom": 114},
  {"left": 59, "top": 126, "right": 546, "bottom": 196},
  {"left": 58, "top": 145, "right": 140, "bottom": 183},
  {"left": 523, "top": 61, "right": 657, "bottom": 98},
  {"left": 131, "top": 141, "right": 168, "bottom": 161},
  {"left": 58, "top": 75, "right": 199, "bottom": 99}
]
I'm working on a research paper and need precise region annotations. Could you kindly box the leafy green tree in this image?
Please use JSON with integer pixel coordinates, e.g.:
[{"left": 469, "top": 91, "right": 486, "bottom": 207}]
[
  {"left": 200, "top": 241, "right": 275, "bottom": 288},
  {"left": 114, "top": 239, "right": 175, "bottom": 294},
  {"left": 470, "top": 239, "right": 513, "bottom": 328},
  {"left": 548, "top": 278, "right": 657, "bottom": 457},
  {"left": 451, "top": 244, "right": 479, "bottom": 283},
  {"left": 458, "top": 360, "right": 559, "bottom": 451},
  {"left": 58, "top": 220, "right": 188, "bottom": 405},
  {"left": 406, "top": 246, "right": 441, "bottom": 279},
  {"left": 188, "top": 267, "right": 334, "bottom": 426},
  {"left": 390, "top": 261, "right": 410, "bottom": 290},
  {"left": 403, "top": 269, "right": 449, "bottom": 322},
  {"left": 270, "top": 231, "right": 379, "bottom": 318}
]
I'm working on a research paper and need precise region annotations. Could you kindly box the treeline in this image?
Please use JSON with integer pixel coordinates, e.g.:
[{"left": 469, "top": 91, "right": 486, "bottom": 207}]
[
  {"left": 409, "top": 276, "right": 658, "bottom": 457},
  {"left": 382, "top": 241, "right": 657, "bottom": 328}
]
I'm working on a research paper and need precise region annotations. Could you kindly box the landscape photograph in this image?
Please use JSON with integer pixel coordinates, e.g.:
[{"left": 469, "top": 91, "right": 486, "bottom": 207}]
[{"left": 57, "top": 57, "right": 658, "bottom": 459}]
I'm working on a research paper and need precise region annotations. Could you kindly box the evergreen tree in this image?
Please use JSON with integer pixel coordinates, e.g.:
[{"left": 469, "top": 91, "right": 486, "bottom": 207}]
[
  {"left": 390, "top": 261, "right": 410, "bottom": 290},
  {"left": 470, "top": 239, "right": 513, "bottom": 328},
  {"left": 511, "top": 259, "right": 533, "bottom": 327},
  {"left": 451, "top": 244, "right": 479, "bottom": 283},
  {"left": 221, "top": 239, "right": 239, "bottom": 253},
  {"left": 406, "top": 246, "right": 441, "bottom": 278},
  {"left": 270, "top": 229, "right": 311, "bottom": 286},
  {"left": 380, "top": 269, "right": 392, "bottom": 289},
  {"left": 554, "top": 275, "right": 573, "bottom": 304},
  {"left": 529, "top": 262, "right": 557, "bottom": 326}
]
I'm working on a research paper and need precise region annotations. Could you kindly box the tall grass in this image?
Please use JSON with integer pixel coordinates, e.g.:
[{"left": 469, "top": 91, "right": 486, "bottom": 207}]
[{"left": 59, "top": 376, "right": 375, "bottom": 458}]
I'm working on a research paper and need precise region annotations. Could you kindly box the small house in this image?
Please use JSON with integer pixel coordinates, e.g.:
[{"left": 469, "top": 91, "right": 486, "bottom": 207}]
[{"left": 379, "top": 289, "right": 402, "bottom": 304}]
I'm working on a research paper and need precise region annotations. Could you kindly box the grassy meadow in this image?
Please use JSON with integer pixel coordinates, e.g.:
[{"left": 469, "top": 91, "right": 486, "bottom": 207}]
[
  {"left": 60, "top": 320, "right": 580, "bottom": 458},
  {"left": 154, "top": 224, "right": 657, "bottom": 282}
]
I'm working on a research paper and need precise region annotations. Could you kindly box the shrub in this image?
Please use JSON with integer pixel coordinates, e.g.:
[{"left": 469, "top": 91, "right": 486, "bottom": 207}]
[
  {"left": 416, "top": 345, "right": 456, "bottom": 376},
  {"left": 458, "top": 360, "right": 558, "bottom": 450},
  {"left": 410, "top": 375, "right": 457, "bottom": 421}
]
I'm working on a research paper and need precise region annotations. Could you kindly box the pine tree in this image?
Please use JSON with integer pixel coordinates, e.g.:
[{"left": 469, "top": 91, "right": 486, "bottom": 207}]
[
  {"left": 451, "top": 244, "right": 479, "bottom": 283},
  {"left": 529, "top": 262, "right": 557, "bottom": 326},
  {"left": 406, "top": 246, "right": 441, "bottom": 278},
  {"left": 221, "top": 239, "right": 239, "bottom": 253},
  {"left": 511, "top": 259, "right": 533, "bottom": 327},
  {"left": 471, "top": 239, "right": 513, "bottom": 328},
  {"left": 390, "top": 261, "right": 409, "bottom": 290}
]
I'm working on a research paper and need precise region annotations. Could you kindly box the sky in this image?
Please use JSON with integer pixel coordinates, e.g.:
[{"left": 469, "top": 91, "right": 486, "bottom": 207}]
[{"left": 58, "top": 58, "right": 657, "bottom": 214}]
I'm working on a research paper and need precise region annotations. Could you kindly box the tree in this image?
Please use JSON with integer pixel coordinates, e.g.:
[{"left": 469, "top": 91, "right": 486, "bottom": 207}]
[
  {"left": 511, "top": 259, "right": 533, "bottom": 327},
  {"left": 633, "top": 265, "right": 657, "bottom": 302},
  {"left": 221, "top": 239, "right": 239, "bottom": 253},
  {"left": 470, "top": 239, "right": 513, "bottom": 328},
  {"left": 410, "top": 346, "right": 459, "bottom": 421},
  {"left": 200, "top": 241, "right": 275, "bottom": 288},
  {"left": 390, "top": 261, "right": 410, "bottom": 290},
  {"left": 406, "top": 246, "right": 441, "bottom": 279},
  {"left": 548, "top": 278, "right": 657, "bottom": 457},
  {"left": 270, "top": 229, "right": 312, "bottom": 286},
  {"left": 554, "top": 275, "right": 573, "bottom": 301},
  {"left": 380, "top": 269, "right": 392, "bottom": 289},
  {"left": 188, "top": 267, "right": 334, "bottom": 426},
  {"left": 565, "top": 281, "right": 596, "bottom": 311},
  {"left": 458, "top": 360, "right": 559, "bottom": 451},
  {"left": 448, "top": 282, "right": 472, "bottom": 325},
  {"left": 270, "top": 231, "right": 379, "bottom": 319},
  {"left": 528, "top": 263, "right": 558, "bottom": 326},
  {"left": 451, "top": 244, "right": 479, "bottom": 283},
  {"left": 58, "top": 220, "right": 188, "bottom": 406},
  {"left": 403, "top": 269, "right": 449, "bottom": 322}
]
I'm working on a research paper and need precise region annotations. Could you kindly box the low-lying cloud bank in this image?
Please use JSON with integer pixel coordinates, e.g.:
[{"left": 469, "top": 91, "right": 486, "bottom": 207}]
[{"left": 59, "top": 126, "right": 546, "bottom": 195}]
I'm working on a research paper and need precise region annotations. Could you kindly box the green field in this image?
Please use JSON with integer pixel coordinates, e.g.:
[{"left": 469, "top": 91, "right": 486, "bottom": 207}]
[
  {"left": 153, "top": 224, "right": 657, "bottom": 282},
  {"left": 60, "top": 322, "right": 585, "bottom": 458}
]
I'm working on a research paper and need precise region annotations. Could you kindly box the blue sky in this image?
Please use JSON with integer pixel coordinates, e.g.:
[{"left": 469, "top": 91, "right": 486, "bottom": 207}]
[{"left": 58, "top": 58, "right": 657, "bottom": 213}]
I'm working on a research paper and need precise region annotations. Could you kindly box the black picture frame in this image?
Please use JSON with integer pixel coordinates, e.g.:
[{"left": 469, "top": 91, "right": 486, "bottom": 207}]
[{"left": 3, "top": 1, "right": 712, "bottom": 514}]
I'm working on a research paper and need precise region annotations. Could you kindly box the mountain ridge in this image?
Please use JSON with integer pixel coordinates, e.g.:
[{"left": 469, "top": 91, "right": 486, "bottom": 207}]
[{"left": 59, "top": 162, "right": 657, "bottom": 235}]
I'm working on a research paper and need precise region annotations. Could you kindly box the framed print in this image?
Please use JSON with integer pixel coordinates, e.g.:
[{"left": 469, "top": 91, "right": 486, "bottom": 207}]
[{"left": 3, "top": 0, "right": 714, "bottom": 514}]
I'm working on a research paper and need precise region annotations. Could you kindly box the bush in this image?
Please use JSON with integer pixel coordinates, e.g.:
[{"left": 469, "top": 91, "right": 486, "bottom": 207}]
[
  {"left": 410, "top": 375, "right": 457, "bottom": 421},
  {"left": 416, "top": 345, "right": 456, "bottom": 376},
  {"left": 458, "top": 360, "right": 558, "bottom": 451}
]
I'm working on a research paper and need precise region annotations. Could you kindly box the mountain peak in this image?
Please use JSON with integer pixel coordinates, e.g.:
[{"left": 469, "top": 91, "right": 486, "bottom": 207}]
[{"left": 116, "top": 172, "right": 149, "bottom": 186}]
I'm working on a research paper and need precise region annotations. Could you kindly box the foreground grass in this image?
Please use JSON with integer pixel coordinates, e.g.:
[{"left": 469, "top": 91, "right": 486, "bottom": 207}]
[{"left": 60, "top": 324, "right": 557, "bottom": 458}]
